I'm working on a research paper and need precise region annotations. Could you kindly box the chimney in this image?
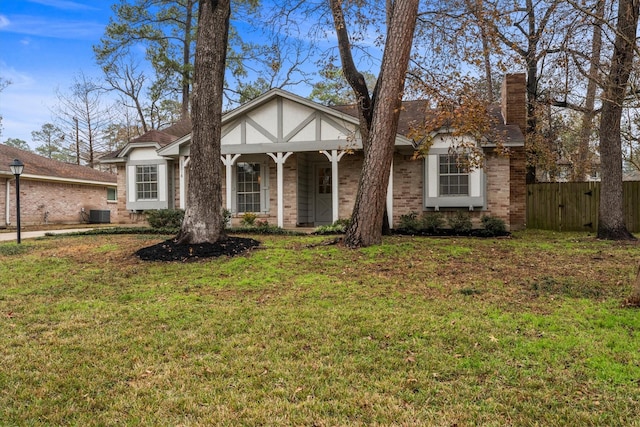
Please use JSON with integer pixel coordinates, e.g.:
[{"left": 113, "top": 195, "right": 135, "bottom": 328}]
[{"left": 501, "top": 73, "right": 526, "bottom": 133}]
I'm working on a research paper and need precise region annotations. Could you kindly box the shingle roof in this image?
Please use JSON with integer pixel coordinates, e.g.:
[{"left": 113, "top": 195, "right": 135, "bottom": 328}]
[
  {"left": 100, "top": 117, "right": 193, "bottom": 161},
  {"left": 331, "top": 100, "right": 430, "bottom": 137},
  {"left": 332, "top": 101, "right": 524, "bottom": 145},
  {"left": 0, "top": 144, "right": 116, "bottom": 184}
]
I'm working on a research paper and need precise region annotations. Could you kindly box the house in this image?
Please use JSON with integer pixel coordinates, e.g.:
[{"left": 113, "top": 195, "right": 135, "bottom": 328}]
[
  {"left": 100, "top": 74, "right": 527, "bottom": 230},
  {"left": 0, "top": 144, "right": 118, "bottom": 227}
]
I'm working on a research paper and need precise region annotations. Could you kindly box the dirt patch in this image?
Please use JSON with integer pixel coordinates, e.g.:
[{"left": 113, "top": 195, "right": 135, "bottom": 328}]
[{"left": 135, "top": 236, "right": 260, "bottom": 262}]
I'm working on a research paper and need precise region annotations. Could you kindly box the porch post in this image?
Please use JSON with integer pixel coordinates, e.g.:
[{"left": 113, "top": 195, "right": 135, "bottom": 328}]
[
  {"left": 221, "top": 154, "right": 241, "bottom": 212},
  {"left": 179, "top": 156, "right": 190, "bottom": 209},
  {"left": 321, "top": 150, "right": 347, "bottom": 223},
  {"left": 387, "top": 159, "right": 394, "bottom": 229},
  {"left": 267, "top": 152, "right": 293, "bottom": 228}
]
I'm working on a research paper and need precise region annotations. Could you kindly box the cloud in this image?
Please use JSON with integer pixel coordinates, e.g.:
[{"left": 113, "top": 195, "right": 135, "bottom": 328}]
[
  {"left": 27, "top": 0, "right": 99, "bottom": 11},
  {"left": 0, "top": 15, "right": 9, "bottom": 28},
  {"left": 0, "top": 15, "right": 105, "bottom": 40},
  {"left": 0, "top": 62, "right": 36, "bottom": 88}
]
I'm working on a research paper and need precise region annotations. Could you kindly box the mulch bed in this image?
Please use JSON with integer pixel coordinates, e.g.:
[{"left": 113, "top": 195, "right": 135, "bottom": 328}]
[{"left": 135, "top": 236, "right": 260, "bottom": 262}]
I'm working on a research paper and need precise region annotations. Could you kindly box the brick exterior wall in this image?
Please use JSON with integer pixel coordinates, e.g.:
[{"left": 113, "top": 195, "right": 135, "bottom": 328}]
[
  {"left": 509, "top": 146, "right": 527, "bottom": 229},
  {"left": 114, "top": 146, "right": 525, "bottom": 231},
  {"left": 501, "top": 74, "right": 527, "bottom": 131},
  {"left": 0, "top": 177, "right": 117, "bottom": 227},
  {"left": 392, "top": 152, "right": 423, "bottom": 223},
  {"left": 389, "top": 149, "right": 525, "bottom": 231}
]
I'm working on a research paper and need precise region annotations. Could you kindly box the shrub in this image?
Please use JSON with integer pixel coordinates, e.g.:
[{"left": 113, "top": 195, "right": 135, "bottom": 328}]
[
  {"left": 333, "top": 218, "right": 351, "bottom": 228},
  {"left": 447, "top": 211, "right": 472, "bottom": 234},
  {"left": 222, "top": 209, "right": 231, "bottom": 228},
  {"left": 398, "top": 212, "right": 422, "bottom": 232},
  {"left": 255, "top": 219, "right": 269, "bottom": 228},
  {"left": 422, "top": 212, "right": 445, "bottom": 233},
  {"left": 145, "top": 209, "right": 184, "bottom": 229},
  {"left": 314, "top": 219, "right": 349, "bottom": 235},
  {"left": 481, "top": 215, "right": 507, "bottom": 236},
  {"left": 240, "top": 212, "right": 257, "bottom": 226}
]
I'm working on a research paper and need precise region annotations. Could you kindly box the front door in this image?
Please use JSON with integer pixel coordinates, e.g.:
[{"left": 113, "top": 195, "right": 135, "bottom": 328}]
[{"left": 315, "top": 166, "right": 332, "bottom": 225}]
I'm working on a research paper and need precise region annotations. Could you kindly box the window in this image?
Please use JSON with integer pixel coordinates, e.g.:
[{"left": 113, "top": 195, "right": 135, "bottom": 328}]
[
  {"left": 237, "top": 162, "right": 261, "bottom": 212},
  {"left": 318, "top": 167, "right": 331, "bottom": 194},
  {"left": 424, "top": 151, "right": 485, "bottom": 209},
  {"left": 136, "top": 165, "right": 158, "bottom": 200},
  {"left": 439, "top": 155, "right": 469, "bottom": 196},
  {"left": 107, "top": 187, "right": 117, "bottom": 202}
]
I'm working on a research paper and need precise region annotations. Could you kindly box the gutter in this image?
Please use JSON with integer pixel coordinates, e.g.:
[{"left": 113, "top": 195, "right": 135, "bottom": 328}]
[{"left": 12, "top": 173, "right": 116, "bottom": 187}]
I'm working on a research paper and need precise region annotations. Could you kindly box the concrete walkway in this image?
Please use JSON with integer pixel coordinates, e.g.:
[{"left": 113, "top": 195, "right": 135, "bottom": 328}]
[{"left": 0, "top": 227, "right": 103, "bottom": 242}]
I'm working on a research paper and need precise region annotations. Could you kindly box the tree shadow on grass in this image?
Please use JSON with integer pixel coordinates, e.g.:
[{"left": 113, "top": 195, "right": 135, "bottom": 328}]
[{"left": 135, "top": 236, "right": 260, "bottom": 262}]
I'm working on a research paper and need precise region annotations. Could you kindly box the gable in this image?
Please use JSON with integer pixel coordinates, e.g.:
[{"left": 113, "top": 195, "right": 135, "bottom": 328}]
[{"left": 221, "top": 95, "right": 359, "bottom": 152}]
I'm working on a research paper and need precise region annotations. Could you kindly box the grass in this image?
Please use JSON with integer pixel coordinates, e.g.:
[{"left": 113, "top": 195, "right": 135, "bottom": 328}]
[{"left": 0, "top": 230, "right": 639, "bottom": 425}]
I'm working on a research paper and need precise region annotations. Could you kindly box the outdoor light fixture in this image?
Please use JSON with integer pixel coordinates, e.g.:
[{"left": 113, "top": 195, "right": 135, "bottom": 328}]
[{"left": 9, "top": 159, "right": 24, "bottom": 244}]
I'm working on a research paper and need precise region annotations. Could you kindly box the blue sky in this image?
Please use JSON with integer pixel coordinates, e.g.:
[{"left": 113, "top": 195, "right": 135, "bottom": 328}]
[{"left": 0, "top": 0, "right": 111, "bottom": 146}]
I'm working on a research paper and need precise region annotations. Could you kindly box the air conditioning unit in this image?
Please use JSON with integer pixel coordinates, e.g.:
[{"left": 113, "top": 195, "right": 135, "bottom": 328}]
[{"left": 89, "top": 210, "right": 111, "bottom": 224}]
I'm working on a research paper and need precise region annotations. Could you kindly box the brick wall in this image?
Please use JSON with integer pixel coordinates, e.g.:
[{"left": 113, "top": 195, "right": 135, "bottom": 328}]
[
  {"left": 390, "top": 149, "right": 524, "bottom": 230},
  {"left": 112, "top": 146, "right": 526, "bottom": 230},
  {"left": 337, "top": 152, "right": 362, "bottom": 220},
  {"left": 509, "top": 146, "right": 527, "bottom": 229},
  {"left": 392, "top": 152, "right": 423, "bottom": 224},
  {"left": 0, "top": 177, "right": 117, "bottom": 227},
  {"left": 501, "top": 74, "right": 527, "bottom": 131}
]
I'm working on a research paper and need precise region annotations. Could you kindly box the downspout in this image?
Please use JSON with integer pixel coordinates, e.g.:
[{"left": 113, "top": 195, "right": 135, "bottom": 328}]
[{"left": 6, "top": 178, "right": 11, "bottom": 226}]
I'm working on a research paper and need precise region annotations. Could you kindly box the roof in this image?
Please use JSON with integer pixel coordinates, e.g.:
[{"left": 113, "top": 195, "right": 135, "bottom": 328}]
[
  {"left": 333, "top": 101, "right": 524, "bottom": 146},
  {"left": 331, "top": 99, "right": 430, "bottom": 137},
  {"left": 102, "top": 91, "right": 525, "bottom": 162},
  {"left": 0, "top": 144, "right": 116, "bottom": 184},
  {"left": 100, "top": 117, "right": 193, "bottom": 161}
]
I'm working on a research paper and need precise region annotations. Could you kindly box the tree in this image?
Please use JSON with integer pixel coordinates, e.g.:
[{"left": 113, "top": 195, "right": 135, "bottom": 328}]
[
  {"left": 32, "top": 123, "right": 70, "bottom": 161},
  {"left": 3, "top": 138, "right": 30, "bottom": 151},
  {"left": 330, "top": 0, "right": 420, "bottom": 248},
  {"left": 597, "top": 0, "right": 638, "bottom": 241},
  {"left": 54, "top": 73, "right": 114, "bottom": 167},
  {"left": 309, "top": 63, "right": 377, "bottom": 106},
  {"left": 100, "top": 56, "right": 152, "bottom": 133},
  {"left": 571, "top": 0, "right": 605, "bottom": 181},
  {"left": 95, "top": 0, "right": 197, "bottom": 118},
  {"left": 0, "top": 77, "right": 10, "bottom": 139},
  {"left": 176, "top": 0, "right": 230, "bottom": 244}
]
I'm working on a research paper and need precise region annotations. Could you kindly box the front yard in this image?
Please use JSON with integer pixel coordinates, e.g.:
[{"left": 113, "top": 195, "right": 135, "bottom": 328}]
[{"left": 0, "top": 230, "right": 638, "bottom": 425}]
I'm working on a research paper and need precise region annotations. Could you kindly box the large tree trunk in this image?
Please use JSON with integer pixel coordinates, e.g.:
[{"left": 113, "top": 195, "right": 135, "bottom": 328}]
[
  {"left": 597, "top": 0, "right": 638, "bottom": 241},
  {"left": 339, "top": 0, "right": 419, "bottom": 248},
  {"left": 176, "top": 0, "right": 230, "bottom": 245}
]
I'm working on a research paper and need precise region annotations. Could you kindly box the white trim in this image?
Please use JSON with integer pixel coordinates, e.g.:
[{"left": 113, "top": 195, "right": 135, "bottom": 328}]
[
  {"left": 5, "top": 174, "right": 115, "bottom": 188},
  {"left": 320, "top": 150, "right": 347, "bottom": 223},
  {"left": 267, "top": 152, "right": 293, "bottom": 228},
  {"left": 221, "top": 154, "right": 241, "bottom": 212},
  {"left": 179, "top": 156, "right": 189, "bottom": 209}
]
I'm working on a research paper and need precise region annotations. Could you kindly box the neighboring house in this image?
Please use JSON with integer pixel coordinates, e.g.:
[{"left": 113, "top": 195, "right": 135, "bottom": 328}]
[
  {"left": 100, "top": 74, "right": 527, "bottom": 230},
  {"left": 0, "top": 144, "right": 118, "bottom": 227}
]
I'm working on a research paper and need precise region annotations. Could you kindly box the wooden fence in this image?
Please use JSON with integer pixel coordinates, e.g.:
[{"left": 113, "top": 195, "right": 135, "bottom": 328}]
[{"left": 526, "top": 181, "right": 640, "bottom": 232}]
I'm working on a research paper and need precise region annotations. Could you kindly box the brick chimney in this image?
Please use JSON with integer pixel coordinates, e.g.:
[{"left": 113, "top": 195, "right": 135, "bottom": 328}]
[{"left": 501, "top": 73, "right": 527, "bottom": 133}]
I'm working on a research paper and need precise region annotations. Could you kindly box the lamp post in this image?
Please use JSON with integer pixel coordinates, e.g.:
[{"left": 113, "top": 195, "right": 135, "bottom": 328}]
[{"left": 9, "top": 159, "right": 24, "bottom": 244}]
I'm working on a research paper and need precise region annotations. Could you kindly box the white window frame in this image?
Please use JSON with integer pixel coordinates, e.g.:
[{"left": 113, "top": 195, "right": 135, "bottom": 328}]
[
  {"left": 424, "top": 148, "right": 485, "bottom": 210},
  {"left": 233, "top": 160, "right": 269, "bottom": 214},
  {"left": 136, "top": 164, "right": 158, "bottom": 201}
]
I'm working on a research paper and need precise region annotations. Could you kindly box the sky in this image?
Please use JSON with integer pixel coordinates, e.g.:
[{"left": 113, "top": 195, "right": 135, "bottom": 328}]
[{"left": 0, "top": 0, "right": 112, "bottom": 148}]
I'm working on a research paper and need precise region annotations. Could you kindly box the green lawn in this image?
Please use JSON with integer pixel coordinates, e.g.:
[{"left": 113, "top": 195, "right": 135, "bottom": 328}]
[{"left": 0, "top": 231, "right": 638, "bottom": 425}]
